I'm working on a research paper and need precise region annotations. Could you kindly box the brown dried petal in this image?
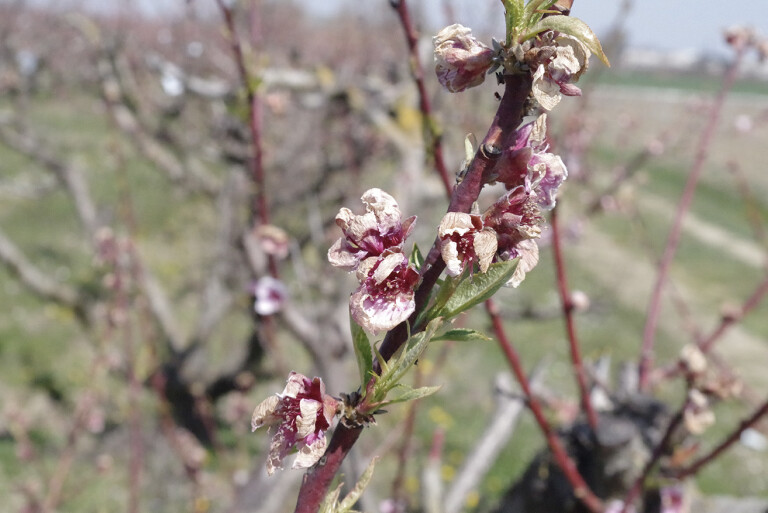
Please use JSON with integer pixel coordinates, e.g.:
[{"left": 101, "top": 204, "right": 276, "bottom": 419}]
[
  {"left": 292, "top": 436, "right": 327, "bottom": 470},
  {"left": 474, "top": 229, "right": 498, "bottom": 273},
  {"left": 532, "top": 65, "right": 562, "bottom": 111},
  {"left": 252, "top": 395, "right": 280, "bottom": 431},
  {"left": 507, "top": 239, "right": 539, "bottom": 288}
]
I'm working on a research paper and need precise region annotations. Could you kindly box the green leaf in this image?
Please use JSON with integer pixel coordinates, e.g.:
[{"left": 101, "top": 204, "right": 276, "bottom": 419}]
[
  {"left": 524, "top": 0, "right": 558, "bottom": 26},
  {"left": 350, "top": 318, "right": 373, "bottom": 387},
  {"left": 409, "top": 243, "right": 424, "bottom": 270},
  {"left": 439, "top": 260, "right": 518, "bottom": 319},
  {"left": 338, "top": 457, "right": 378, "bottom": 512},
  {"left": 502, "top": 0, "right": 526, "bottom": 44},
  {"left": 379, "top": 384, "right": 442, "bottom": 407},
  {"left": 433, "top": 328, "right": 493, "bottom": 343},
  {"left": 373, "top": 318, "right": 443, "bottom": 402},
  {"left": 422, "top": 273, "right": 462, "bottom": 324},
  {"left": 525, "top": 16, "right": 610, "bottom": 67}
]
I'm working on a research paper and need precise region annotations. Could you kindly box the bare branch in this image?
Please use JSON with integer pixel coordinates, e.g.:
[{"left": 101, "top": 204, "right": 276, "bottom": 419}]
[{"left": 0, "top": 227, "right": 80, "bottom": 307}]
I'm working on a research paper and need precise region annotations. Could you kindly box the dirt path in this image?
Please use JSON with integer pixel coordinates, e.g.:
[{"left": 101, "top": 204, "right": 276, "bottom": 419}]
[{"left": 571, "top": 223, "right": 768, "bottom": 390}]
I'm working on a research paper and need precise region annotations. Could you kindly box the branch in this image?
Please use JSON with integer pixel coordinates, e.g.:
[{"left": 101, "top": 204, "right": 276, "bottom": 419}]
[
  {"left": 0, "top": 123, "right": 99, "bottom": 239},
  {"left": 670, "top": 398, "right": 768, "bottom": 479},
  {"left": 551, "top": 207, "right": 599, "bottom": 431},
  {"left": 487, "top": 299, "right": 603, "bottom": 513},
  {"left": 639, "top": 46, "right": 746, "bottom": 390},
  {"left": 444, "top": 369, "right": 543, "bottom": 513},
  {"left": 294, "top": 72, "right": 534, "bottom": 513},
  {"left": 390, "top": 0, "right": 453, "bottom": 196},
  {"left": 0, "top": 227, "right": 80, "bottom": 308}
]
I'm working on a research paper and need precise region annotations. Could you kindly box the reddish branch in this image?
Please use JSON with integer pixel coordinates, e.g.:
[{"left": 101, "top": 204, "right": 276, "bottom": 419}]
[
  {"left": 551, "top": 207, "right": 599, "bottom": 431},
  {"left": 294, "top": 73, "right": 533, "bottom": 513},
  {"left": 670, "top": 398, "right": 768, "bottom": 479},
  {"left": 699, "top": 275, "right": 768, "bottom": 353},
  {"left": 486, "top": 299, "right": 603, "bottom": 513},
  {"left": 216, "top": 0, "right": 277, "bottom": 279},
  {"left": 390, "top": 0, "right": 453, "bottom": 196},
  {"left": 638, "top": 46, "right": 746, "bottom": 390},
  {"left": 620, "top": 410, "right": 684, "bottom": 513}
]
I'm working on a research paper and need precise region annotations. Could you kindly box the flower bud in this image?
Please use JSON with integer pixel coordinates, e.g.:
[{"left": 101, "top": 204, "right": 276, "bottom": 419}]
[{"left": 433, "top": 24, "right": 494, "bottom": 93}]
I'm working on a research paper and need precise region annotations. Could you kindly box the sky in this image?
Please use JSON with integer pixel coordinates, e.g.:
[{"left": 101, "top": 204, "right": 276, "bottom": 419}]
[{"left": 300, "top": 0, "right": 768, "bottom": 55}]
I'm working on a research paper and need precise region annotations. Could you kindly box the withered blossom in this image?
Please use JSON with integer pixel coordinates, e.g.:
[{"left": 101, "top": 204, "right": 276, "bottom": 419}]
[
  {"left": 433, "top": 24, "right": 495, "bottom": 93},
  {"left": 492, "top": 115, "right": 568, "bottom": 211},
  {"left": 438, "top": 212, "right": 497, "bottom": 277},
  {"left": 328, "top": 189, "right": 416, "bottom": 271},
  {"left": 529, "top": 33, "right": 590, "bottom": 110},
  {"left": 252, "top": 372, "right": 338, "bottom": 475},
  {"left": 683, "top": 389, "right": 715, "bottom": 435},
  {"left": 350, "top": 251, "right": 420, "bottom": 333},
  {"left": 483, "top": 187, "right": 542, "bottom": 288},
  {"left": 252, "top": 276, "right": 288, "bottom": 316}
]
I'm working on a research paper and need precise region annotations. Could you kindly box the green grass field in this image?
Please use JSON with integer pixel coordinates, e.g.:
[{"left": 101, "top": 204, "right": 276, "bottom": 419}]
[{"left": 2, "top": 68, "right": 768, "bottom": 511}]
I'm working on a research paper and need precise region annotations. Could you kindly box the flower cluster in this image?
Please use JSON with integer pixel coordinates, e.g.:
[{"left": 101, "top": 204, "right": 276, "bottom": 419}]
[
  {"left": 252, "top": 372, "right": 338, "bottom": 475},
  {"left": 329, "top": 189, "right": 419, "bottom": 333},
  {"left": 435, "top": 113, "right": 566, "bottom": 287},
  {"left": 432, "top": 23, "right": 591, "bottom": 111}
]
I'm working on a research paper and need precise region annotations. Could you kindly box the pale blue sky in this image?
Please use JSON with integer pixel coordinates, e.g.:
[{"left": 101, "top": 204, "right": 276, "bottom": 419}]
[{"left": 300, "top": 0, "right": 768, "bottom": 55}]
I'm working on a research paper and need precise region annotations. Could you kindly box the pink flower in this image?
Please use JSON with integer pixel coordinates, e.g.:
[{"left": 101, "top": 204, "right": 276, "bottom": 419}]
[
  {"left": 350, "top": 251, "right": 420, "bottom": 333},
  {"left": 328, "top": 189, "right": 416, "bottom": 271},
  {"left": 252, "top": 372, "right": 339, "bottom": 475},
  {"left": 438, "top": 212, "right": 497, "bottom": 277},
  {"left": 252, "top": 276, "right": 288, "bottom": 316},
  {"left": 433, "top": 24, "right": 495, "bottom": 93}
]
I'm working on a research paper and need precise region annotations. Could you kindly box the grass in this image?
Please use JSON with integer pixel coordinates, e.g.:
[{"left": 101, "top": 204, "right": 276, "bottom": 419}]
[{"left": 2, "top": 66, "right": 768, "bottom": 512}]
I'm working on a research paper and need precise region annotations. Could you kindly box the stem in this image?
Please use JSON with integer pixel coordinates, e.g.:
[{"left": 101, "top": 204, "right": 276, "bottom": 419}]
[
  {"left": 671, "top": 398, "right": 768, "bottom": 479},
  {"left": 638, "top": 47, "right": 745, "bottom": 390},
  {"left": 390, "top": 0, "right": 453, "bottom": 196},
  {"left": 551, "top": 207, "right": 599, "bottom": 431},
  {"left": 216, "top": 0, "right": 278, "bottom": 279},
  {"left": 699, "top": 275, "right": 768, "bottom": 353},
  {"left": 486, "top": 299, "right": 603, "bottom": 513},
  {"left": 620, "top": 410, "right": 684, "bottom": 513},
  {"left": 294, "top": 73, "right": 532, "bottom": 513}
]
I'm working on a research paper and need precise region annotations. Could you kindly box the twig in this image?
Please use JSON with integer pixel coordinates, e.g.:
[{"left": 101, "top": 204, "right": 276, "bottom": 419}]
[
  {"left": 638, "top": 45, "right": 746, "bottom": 390},
  {"left": 699, "top": 275, "right": 768, "bottom": 353},
  {"left": 215, "top": 0, "right": 277, "bottom": 278},
  {"left": 487, "top": 299, "right": 603, "bottom": 513},
  {"left": 444, "top": 369, "right": 543, "bottom": 513},
  {"left": 294, "top": 72, "right": 534, "bottom": 513},
  {"left": 0, "top": 227, "right": 81, "bottom": 308},
  {"left": 670, "top": 398, "right": 768, "bottom": 479},
  {"left": 551, "top": 207, "right": 599, "bottom": 431},
  {"left": 390, "top": 0, "right": 453, "bottom": 196},
  {"left": 620, "top": 409, "right": 684, "bottom": 513}
]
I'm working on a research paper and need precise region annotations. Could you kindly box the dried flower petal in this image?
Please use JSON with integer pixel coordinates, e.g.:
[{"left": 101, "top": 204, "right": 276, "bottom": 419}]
[
  {"left": 350, "top": 251, "right": 419, "bottom": 333},
  {"left": 438, "top": 212, "right": 497, "bottom": 276},
  {"left": 251, "top": 372, "right": 338, "bottom": 475},
  {"left": 433, "top": 24, "right": 495, "bottom": 93},
  {"left": 683, "top": 389, "right": 715, "bottom": 435},
  {"left": 329, "top": 189, "right": 415, "bottom": 271}
]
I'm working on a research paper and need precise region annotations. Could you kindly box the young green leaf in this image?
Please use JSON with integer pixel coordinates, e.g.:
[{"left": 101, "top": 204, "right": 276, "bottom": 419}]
[
  {"left": 433, "top": 328, "right": 493, "bottom": 343},
  {"left": 439, "top": 260, "right": 518, "bottom": 319},
  {"left": 526, "top": 16, "right": 610, "bottom": 66},
  {"left": 379, "top": 385, "right": 442, "bottom": 407},
  {"left": 350, "top": 318, "right": 373, "bottom": 387},
  {"left": 372, "top": 318, "right": 443, "bottom": 403},
  {"left": 409, "top": 243, "right": 424, "bottom": 269},
  {"left": 338, "top": 457, "right": 378, "bottom": 512}
]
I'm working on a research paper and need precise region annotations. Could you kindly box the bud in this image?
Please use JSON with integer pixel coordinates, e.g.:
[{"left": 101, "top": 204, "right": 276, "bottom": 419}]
[{"left": 433, "top": 24, "right": 495, "bottom": 93}]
